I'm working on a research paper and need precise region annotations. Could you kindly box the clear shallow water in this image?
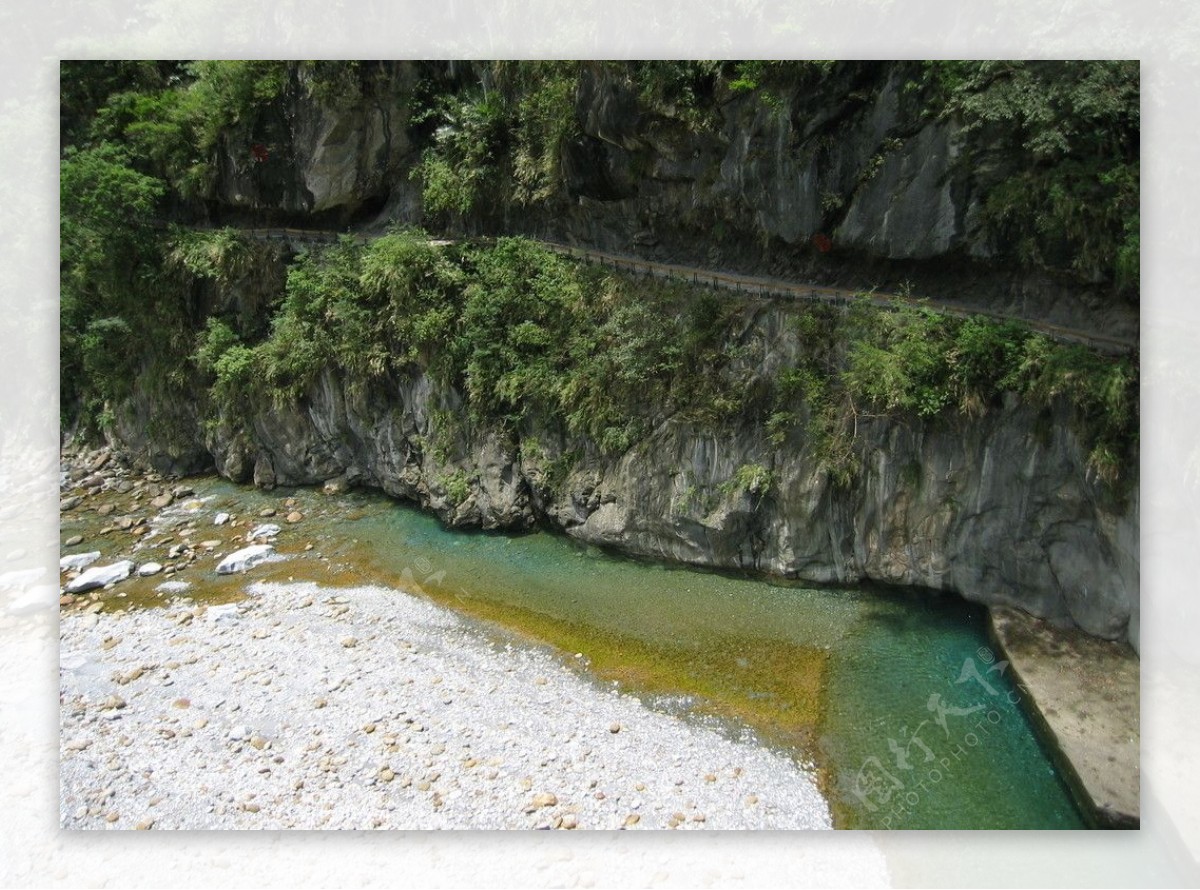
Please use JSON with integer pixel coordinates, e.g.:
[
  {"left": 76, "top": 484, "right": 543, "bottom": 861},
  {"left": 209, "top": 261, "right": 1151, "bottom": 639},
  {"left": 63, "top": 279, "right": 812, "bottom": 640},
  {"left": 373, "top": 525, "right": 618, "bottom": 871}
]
[{"left": 63, "top": 476, "right": 1086, "bottom": 828}]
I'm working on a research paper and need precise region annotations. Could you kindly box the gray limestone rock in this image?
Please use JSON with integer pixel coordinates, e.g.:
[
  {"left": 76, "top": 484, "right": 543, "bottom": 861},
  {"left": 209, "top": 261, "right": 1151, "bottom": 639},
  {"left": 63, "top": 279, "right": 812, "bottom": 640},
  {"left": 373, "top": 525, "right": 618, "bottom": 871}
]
[
  {"left": 177, "top": 309, "right": 1136, "bottom": 646},
  {"left": 65, "top": 560, "right": 135, "bottom": 593},
  {"left": 253, "top": 453, "right": 276, "bottom": 490},
  {"left": 60, "top": 551, "right": 102, "bottom": 572},
  {"left": 216, "top": 544, "right": 277, "bottom": 575}
]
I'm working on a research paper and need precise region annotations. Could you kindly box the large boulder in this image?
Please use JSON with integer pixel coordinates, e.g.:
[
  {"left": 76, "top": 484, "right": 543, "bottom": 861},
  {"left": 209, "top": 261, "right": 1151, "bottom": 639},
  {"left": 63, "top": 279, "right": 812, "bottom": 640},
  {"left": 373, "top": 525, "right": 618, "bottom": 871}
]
[
  {"left": 216, "top": 544, "right": 277, "bottom": 575},
  {"left": 65, "top": 560, "right": 135, "bottom": 593},
  {"left": 60, "top": 551, "right": 101, "bottom": 572}
]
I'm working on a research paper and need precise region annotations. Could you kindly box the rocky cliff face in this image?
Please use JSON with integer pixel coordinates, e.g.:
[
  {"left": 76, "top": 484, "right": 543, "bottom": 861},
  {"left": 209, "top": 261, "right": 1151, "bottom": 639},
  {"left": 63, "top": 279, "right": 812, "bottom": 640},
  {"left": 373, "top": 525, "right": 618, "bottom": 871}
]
[
  {"left": 206, "top": 63, "right": 421, "bottom": 225},
  {"left": 100, "top": 62, "right": 1138, "bottom": 649},
  {"left": 561, "top": 63, "right": 971, "bottom": 260},
  {"left": 550, "top": 63, "right": 1133, "bottom": 339},
  {"left": 199, "top": 61, "right": 1136, "bottom": 341},
  {"left": 115, "top": 299, "right": 1135, "bottom": 650}
]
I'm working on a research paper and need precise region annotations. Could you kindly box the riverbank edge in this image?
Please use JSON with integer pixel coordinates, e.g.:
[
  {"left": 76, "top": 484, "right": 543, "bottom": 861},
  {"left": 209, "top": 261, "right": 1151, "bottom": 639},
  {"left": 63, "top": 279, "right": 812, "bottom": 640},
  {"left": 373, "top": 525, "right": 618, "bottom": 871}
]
[
  {"left": 58, "top": 443, "right": 1122, "bottom": 829},
  {"left": 58, "top": 580, "right": 835, "bottom": 831},
  {"left": 986, "top": 605, "right": 1140, "bottom": 829}
]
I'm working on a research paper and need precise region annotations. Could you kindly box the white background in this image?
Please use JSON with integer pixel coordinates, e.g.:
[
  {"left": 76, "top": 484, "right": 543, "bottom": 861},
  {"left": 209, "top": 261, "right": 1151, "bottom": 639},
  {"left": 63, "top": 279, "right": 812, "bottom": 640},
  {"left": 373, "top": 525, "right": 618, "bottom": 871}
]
[{"left": 2, "top": 1, "right": 1196, "bottom": 886}]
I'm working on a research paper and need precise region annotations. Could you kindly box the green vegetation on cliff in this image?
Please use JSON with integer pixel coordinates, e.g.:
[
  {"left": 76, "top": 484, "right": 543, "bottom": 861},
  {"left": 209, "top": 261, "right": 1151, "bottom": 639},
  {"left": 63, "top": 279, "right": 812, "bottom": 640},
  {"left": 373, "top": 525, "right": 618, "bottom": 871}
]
[
  {"left": 409, "top": 60, "right": 1138, "bottom": 294},
  {"left": 920, "top": 61, "right": 1139, "bottom": 292},
  {"left": 839, "top": 301, "right": 1136, "bottom": 485},
  {"left": 192, "top": 229, "right": 746, "bottom": 456},
  {"left": 183, "top": 230, "right": 1136, "bottom": 487},
  {"left": 59, "top": 60, "right": 1138, "bottom": 489},
  {"left": 59, "top": 60, "right": 361, "bottom": 427}
]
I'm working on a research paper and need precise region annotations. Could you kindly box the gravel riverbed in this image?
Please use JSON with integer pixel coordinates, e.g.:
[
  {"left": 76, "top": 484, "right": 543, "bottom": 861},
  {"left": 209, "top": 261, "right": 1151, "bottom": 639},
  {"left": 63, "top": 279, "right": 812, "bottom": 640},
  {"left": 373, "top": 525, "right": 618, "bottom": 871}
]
[{"left": 60, "top": 578, "right": 832, "bottom": 830}]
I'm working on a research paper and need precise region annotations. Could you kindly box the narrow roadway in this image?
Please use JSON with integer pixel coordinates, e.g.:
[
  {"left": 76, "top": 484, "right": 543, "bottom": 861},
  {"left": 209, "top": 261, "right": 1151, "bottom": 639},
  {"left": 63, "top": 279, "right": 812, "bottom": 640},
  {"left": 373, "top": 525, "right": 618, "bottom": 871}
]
[{"left": 233, "top": 225, "right": 1137, "bottom": 355}]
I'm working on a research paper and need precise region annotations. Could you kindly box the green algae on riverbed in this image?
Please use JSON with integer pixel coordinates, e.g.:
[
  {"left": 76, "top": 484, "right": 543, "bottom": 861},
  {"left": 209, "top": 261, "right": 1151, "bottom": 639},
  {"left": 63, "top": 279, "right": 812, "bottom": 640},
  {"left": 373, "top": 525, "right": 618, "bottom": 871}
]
[{"left": 60, "top": 474, "right": 1086, "bottom": 829}]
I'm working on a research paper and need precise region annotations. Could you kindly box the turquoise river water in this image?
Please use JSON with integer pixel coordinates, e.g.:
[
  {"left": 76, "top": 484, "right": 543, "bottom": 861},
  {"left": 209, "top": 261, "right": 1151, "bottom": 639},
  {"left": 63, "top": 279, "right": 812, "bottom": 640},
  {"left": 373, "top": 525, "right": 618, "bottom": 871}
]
[
  {"left": 316, "top": 486, "right": 1085, "bottom": 829},
  {"left": 70, "top": 477, "right": 1087, "bottom": 829}
]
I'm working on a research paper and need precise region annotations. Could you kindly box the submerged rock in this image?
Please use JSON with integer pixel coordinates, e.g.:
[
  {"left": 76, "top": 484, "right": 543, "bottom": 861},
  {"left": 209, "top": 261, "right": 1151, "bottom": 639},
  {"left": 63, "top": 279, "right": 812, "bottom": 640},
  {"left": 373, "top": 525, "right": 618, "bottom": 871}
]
[
  {"left": 323, "top": 476, "right": 350, "bottom": 495},
  {"left": 247, "top": 523, "right": 281, "bottom": 540}
]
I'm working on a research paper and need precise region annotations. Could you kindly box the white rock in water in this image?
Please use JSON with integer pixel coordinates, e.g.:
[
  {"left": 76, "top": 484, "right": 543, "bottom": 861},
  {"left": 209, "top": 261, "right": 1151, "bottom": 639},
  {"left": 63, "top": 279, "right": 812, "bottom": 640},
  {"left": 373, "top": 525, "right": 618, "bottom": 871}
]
[
  {"left": 156, "top": 580, "right": 192, "bottom": 593},
  {"left": 247, "top": 523, "right": 280, "bottom": 540},
  {"left": 137, "top": 562, "right": 163, "bottom": 577},
  {"left": 65, "top": 560, "right": 135, "bottom": 593},
  {"left": 216, "top": 544, "right": 276, "bottom": 575},
  {"left": 60, "top": 551, "right": 101, "bottom": 572},
  {"left": 213, "top": 512, "right": 230, "bottom": 526}
]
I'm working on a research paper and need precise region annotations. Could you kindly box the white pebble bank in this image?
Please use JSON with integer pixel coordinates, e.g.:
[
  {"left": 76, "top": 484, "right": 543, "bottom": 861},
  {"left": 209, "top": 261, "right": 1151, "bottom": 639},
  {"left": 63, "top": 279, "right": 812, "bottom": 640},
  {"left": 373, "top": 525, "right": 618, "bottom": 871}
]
[{"left": 59, "top": 580, "right": 831, "bottom": 830}]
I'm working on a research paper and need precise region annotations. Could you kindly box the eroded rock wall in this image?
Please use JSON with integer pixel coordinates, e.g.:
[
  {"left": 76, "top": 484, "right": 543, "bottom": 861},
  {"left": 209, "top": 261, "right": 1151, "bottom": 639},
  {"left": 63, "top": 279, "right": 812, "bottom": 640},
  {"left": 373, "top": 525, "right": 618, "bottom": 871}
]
[
  {"left": 103, "top": 62, "right": 1138, "bottom": 649},
  {"left": 207, "top": 63, "right": 419, "bottom": 223},
  {"left": 116, "top": 301, "right": 1137, "bottom": 649},
  {"left": 193, "top": 61, "right": 1136, "bottom": 340}
]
